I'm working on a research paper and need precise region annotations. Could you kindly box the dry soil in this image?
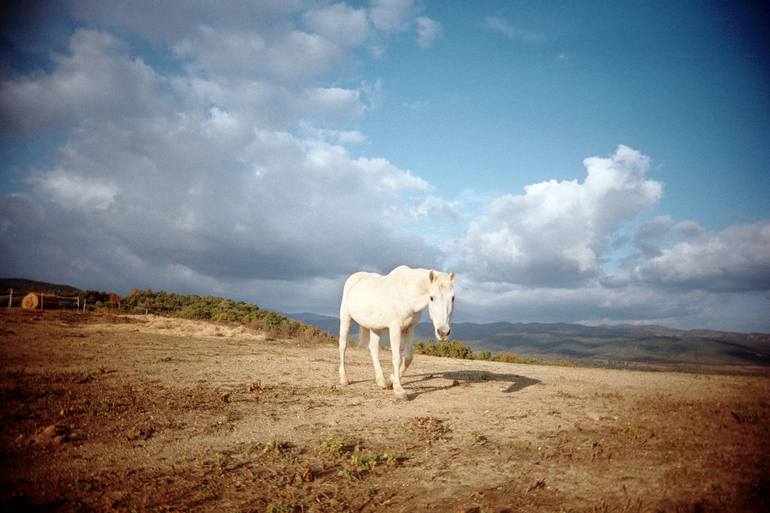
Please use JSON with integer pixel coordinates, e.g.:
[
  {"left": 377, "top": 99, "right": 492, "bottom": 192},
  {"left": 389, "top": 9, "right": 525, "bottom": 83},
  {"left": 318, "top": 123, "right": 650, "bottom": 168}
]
[{"left": 1, "top": 309, "right": 768, "bottom": 513}]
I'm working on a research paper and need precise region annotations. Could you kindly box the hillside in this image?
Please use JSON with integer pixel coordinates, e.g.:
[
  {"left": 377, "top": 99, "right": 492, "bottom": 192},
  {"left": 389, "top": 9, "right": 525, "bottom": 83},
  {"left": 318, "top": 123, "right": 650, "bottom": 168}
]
[
  {"left": 287, "top": 313, "right": 770, "bottom": 371},
  {"left": 0, "top": 278, "right": 83, "bottom": 297}
]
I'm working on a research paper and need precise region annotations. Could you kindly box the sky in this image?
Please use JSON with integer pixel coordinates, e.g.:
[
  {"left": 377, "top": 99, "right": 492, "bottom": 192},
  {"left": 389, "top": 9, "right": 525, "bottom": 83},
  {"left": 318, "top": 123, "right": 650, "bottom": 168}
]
[{"left": 1, "top": 0, "right": 769, "bottom": 332}]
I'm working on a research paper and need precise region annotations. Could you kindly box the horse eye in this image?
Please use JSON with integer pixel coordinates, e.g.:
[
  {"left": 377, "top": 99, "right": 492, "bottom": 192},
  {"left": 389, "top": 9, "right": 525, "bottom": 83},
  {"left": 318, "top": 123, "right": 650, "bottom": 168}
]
[
  {"left": 452, "top": 296, "right": 455, "bottom": 302},
  {"left": 429, "top": 296, "right": 434, "bottom": 302}
]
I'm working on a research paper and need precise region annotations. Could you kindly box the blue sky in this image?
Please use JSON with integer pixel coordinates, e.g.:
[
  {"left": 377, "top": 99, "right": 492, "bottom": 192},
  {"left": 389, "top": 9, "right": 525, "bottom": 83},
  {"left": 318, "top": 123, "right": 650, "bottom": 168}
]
[{"left": 1, "top": 1, "right": 769, "bottom": 331}]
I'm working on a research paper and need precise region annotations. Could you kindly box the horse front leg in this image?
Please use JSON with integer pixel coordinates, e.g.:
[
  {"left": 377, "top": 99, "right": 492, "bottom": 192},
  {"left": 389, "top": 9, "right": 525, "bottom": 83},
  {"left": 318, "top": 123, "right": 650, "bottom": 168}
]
[
  {"left": 367, "top": 330, "right": 390, "bottom": 389},
  {"left": 389, "top": 324, "right": 408, "bottom": 400},
  {"left": 399, "top": 327, "right": 415, "bottom": 376}
]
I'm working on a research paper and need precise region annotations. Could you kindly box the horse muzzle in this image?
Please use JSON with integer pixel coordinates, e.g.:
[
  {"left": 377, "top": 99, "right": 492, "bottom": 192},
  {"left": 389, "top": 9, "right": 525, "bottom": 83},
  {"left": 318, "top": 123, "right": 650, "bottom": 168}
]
[{"left": 436, "top": 327, "right": 451, "bottom": 340}]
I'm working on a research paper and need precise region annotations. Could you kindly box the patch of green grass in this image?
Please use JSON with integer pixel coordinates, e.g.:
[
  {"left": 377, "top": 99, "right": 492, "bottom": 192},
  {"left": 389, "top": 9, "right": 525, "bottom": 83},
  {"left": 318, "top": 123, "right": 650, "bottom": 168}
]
[
  {"left": 323, "top": 438, "right": 345, "bottom": 457},
  {"left": 470, "top": 431, "right": 488, "bottom": 445},
  {"left": 216, "top": 452, "right": 230, "bottom": 471},
  {"left": 262, "top": 440, "right": 292, "bottom": 455},
  {"left": 265, "top": 500, "right": 303, "bottom": 513},
  {"left": 338, "top": 451, "right": 398, "bottom": 480}
]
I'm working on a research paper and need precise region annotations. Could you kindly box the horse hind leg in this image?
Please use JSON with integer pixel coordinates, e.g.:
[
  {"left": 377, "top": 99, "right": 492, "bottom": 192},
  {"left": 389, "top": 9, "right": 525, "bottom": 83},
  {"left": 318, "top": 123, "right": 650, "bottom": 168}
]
[
  {"left": 338, "top": 313, "right": 352, "bottom": 386},
  {"left": 366, "top": 329, "right": 390, "bottom": 389}
]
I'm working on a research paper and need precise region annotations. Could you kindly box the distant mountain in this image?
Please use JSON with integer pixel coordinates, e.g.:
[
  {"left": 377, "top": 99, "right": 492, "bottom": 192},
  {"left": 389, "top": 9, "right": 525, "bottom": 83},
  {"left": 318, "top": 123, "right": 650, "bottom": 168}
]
[{"left": 285, "top": 312, "right": 770, "bottom": 370}]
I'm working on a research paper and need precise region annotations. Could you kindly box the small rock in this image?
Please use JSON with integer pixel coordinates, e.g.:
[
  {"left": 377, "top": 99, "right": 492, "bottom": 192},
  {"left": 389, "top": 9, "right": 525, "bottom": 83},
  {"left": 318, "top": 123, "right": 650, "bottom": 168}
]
[
  {"left": 41, "top": 425, "right": 58, "bottom": 438},
  {"left": 126, "top": 425, "right": 154, "bottom": 441}
]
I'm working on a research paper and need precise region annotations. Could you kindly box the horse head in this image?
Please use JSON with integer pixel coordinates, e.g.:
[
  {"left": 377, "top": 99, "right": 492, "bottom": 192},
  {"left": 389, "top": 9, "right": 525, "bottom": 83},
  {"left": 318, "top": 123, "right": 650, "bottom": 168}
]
[{"left": 427, "top": 270, "right": 456, "bottom": 341}]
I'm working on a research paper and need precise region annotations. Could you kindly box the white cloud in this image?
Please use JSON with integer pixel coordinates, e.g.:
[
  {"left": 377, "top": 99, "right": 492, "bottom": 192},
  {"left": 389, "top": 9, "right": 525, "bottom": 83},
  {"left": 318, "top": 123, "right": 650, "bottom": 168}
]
[
  {"left": 482, "top": 16, "right": 545, "bottom": 45},
  {"left": 303, "top": 3, "right": 370, "bottom": 48},
  {"left": 461, "top": 145, "right": 662, "bottom": 287},
  {"left": 171, "top": 75, "right": 369, "bottom": 132},
  {"left": 1, "top": 29, "right": 170, "bottom": 133},
  {"left": 71, "top": 0, "right": 305, "bottom": 44},
  {"left": 173, "top": 25, "right": 343, "bottom": 83},
  {"left": 369, "top": 0, "right": 414, "bottom": 32},
  {"left": 299, "top": 124, "right": 368, "bottom": 145},
  {"left": 34, "top": 170, "right": 117, "bottom": 211},
  {"left": 416, "top": 16, "right": 442, "bottom": 49},
  {"left": 632, "top": 215, "right": 704, "bottom": 257},
  {"left": 635, "top": 221, "right": 770, "bottom": 292}
]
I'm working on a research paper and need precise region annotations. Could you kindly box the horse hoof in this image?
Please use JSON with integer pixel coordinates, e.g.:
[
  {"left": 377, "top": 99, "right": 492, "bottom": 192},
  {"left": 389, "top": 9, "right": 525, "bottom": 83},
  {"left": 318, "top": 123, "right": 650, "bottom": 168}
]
[
  {"left": 393, "top": 388, "right": 408, "bottom": 401},
  {"left": 376, "top": 379, "right": 391, "bottom": 389},
  {"left": 339, "top": 377, "right": 350, "bottom": 386}
]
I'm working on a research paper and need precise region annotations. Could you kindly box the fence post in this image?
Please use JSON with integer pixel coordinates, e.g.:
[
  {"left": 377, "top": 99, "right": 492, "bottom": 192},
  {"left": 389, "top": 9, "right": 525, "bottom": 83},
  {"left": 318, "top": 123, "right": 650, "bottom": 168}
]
[
  {"left": 40, "top": 293, "right": 43, "bottom": 310},
  {"left": 83, "top": 299, "right": 87, "bottom": 312},
  {"left": 7, "top": 289, "right": 11, "bottom": 308}
]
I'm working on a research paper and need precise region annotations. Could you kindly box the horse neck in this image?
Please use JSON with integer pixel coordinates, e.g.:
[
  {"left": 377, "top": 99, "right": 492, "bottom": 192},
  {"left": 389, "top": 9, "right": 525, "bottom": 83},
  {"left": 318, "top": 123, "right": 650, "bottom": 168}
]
[{"left": 403, "top": 268, "right": 431, "bottom": 312}]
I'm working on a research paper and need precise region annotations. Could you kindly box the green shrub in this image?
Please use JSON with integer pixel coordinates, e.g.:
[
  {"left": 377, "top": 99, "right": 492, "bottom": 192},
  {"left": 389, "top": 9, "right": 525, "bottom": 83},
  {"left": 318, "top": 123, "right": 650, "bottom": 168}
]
[
  {"left": 414, "top": 339, "right": 539, "bottom": 365},
  {"left": 477, "top": 350, "right": 493, "bottom": 361},
  {"left": 415, "top": 339, "right": 475, "bottom": 359},
  {"left": 492, "top": 352, "right": 539, "bottom": 364}
]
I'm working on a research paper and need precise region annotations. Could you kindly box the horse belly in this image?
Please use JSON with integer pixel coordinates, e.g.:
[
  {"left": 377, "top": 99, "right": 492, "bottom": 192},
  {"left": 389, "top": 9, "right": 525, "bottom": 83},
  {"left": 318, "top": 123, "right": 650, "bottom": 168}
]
[
  {"left": 345, "top": 285, "right": 393, "bottom": 330},
  {"left": 347, "top": 298, "right": 390, "bottom": 330}
]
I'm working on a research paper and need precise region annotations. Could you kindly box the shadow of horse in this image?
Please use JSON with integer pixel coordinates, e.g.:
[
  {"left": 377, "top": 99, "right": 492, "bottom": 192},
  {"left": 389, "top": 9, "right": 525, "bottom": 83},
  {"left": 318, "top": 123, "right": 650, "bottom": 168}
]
[{"left": 403, "top": 370, "right": 541, "bottom": 399}]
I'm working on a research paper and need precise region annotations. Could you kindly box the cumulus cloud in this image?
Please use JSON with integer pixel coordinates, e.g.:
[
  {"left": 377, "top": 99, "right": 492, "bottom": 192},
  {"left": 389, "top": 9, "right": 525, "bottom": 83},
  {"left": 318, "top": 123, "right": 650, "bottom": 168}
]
[
  {"left": 632, "top": 215, "right": 705, "bottom": 257},
  {"left": 0, "top": 17, "right": 442, "bottom": 297},
  {"left": 461, "top": 145, "right": 662, "bottom": 287},
  {"left": 415, "top": 17, "right": 442, "bottom": 48},
  {"left": 635, "top": 221, "right": 770, "bottom": 293}
]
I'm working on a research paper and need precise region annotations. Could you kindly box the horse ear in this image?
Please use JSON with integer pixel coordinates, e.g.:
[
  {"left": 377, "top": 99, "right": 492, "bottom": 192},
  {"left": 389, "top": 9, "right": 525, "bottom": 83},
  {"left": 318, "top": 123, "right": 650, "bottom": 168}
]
[
  {"left": 449, "top": 271, "right": 456, "bottom": 282},
  {"left": 429, "top": 270, "right": 435, "bottom": 283}
]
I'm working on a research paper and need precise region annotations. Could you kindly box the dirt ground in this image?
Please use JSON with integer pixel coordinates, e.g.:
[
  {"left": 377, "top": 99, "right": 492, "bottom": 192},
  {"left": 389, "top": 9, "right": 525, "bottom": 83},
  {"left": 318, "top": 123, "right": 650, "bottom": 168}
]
[{"left": 0, "top": 309, "right": 768, "bottom": 513}]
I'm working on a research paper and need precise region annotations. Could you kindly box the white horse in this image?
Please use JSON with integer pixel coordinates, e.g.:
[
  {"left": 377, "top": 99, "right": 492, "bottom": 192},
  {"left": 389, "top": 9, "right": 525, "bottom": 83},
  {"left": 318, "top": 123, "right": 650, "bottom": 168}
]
[{"left": 338, "top": 265, "right": 456, "bottom": 400}]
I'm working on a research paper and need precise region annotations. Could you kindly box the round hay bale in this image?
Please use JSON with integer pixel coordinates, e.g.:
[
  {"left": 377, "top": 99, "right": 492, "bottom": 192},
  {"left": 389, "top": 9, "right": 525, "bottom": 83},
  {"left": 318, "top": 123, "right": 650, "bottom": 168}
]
[{"left": 21, "top": 292, "right": 39, "bottom": 310}]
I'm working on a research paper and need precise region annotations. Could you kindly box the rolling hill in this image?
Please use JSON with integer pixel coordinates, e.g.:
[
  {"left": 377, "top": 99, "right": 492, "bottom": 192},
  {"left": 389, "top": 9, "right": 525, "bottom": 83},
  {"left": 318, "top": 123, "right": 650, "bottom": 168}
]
[{"left": 286, "top": 312, "right": 770, "bottom": 370}]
